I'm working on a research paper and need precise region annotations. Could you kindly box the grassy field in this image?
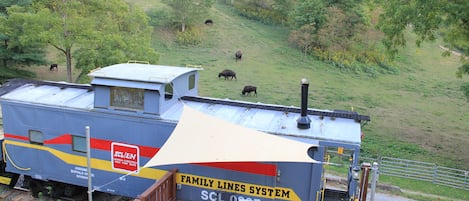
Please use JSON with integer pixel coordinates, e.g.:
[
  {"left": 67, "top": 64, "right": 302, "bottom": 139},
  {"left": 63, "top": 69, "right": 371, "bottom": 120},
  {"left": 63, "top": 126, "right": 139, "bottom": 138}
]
[
  {"left": 146, "top": 2, "right": 468, "bottom": 168},
  {"left": 29, "top": 1, "right": 468, "bottom": 199}
]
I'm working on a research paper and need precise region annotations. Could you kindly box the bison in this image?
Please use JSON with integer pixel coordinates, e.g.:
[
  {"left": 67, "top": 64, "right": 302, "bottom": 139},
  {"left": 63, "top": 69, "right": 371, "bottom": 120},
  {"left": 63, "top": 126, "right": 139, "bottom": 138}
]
[
  {"left": 49, "top": 64, "right": 58, "bottom": 71},
  {"left": 218, "top": 69, "right": 237, "bottom": 80},
  {"left": 235, "top": 50, "right": 242, "bottom": 62},
  {"left": 242, "top": 85, "right": 257, "bottom": 96},
  {"left": 205, "top": 19, "right": 213, "bottom": 25}
]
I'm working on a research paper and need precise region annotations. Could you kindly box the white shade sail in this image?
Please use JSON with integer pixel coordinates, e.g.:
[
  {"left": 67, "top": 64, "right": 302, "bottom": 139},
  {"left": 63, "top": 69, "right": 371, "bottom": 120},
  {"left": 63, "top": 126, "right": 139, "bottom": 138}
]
[{"left": 143, "top": 105, "right": 319, "bottom": 168}]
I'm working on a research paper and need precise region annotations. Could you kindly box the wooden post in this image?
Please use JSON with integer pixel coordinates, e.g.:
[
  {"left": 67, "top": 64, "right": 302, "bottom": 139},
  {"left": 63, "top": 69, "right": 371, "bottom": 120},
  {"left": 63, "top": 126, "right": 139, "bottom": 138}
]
[{"left": 359, "top": 163, "right": 371, "bottom": 201}]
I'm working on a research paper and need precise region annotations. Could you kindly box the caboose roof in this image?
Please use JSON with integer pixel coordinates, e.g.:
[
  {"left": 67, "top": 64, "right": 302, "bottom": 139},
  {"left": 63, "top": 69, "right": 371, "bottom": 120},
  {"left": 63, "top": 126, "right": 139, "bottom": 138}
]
[
  {"left": 0, "top": 76, "right": 369, "bottom": 146},
  {"left": 88, "top": 63, "right": 200, "bottom": 84},
  {"left": 164, "top": 97, "right": 368, "bottom": 145},
  {"left": 0, "top": 79, "right": 94, "bottom": 110}
]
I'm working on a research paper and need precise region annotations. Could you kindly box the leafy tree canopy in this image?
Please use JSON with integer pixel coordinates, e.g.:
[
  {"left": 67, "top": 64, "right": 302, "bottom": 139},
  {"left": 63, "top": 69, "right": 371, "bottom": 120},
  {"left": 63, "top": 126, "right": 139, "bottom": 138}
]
[
  {"left": 377, "top": 0, "right": 469, "bottom": 99},
  {"left": 0, "top": 0, "right": 31, "bottom": 14},
  {"left": 0, "top": 0, "right": 159, "bottom": 83},
  {"left": 0, "top": 0, "right": 47, "bottom": 82},
  {"left": 289, "top": 0, "right": 326, "bottom": 30},
  {"left": 164, "top": 0, "right": 215, "bottom": 32}
]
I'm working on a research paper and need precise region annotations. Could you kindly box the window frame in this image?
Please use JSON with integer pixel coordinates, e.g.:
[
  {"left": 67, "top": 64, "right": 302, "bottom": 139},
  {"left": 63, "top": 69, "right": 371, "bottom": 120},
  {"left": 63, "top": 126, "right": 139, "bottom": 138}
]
[
  {"left": 29, "top": 130, "right": 44, "bottom": 145},
  {"left": 188, "top": 74, "right": 196, "bottom": 90},
  {"left": 110, "top": 86, "right": 144, "bottom": 110},
  {"left": 165, "top": 83, "right": 174, "bottom": 100},
  {"left": 72, "top": 135, "right": 87, "bottom": 153}
]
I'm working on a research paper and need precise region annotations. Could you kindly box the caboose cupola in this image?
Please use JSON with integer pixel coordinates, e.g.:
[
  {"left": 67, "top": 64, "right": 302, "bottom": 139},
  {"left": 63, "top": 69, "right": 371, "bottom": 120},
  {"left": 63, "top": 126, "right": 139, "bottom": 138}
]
[{"left": 88, "top": 63, "right": 201, "bottom": 116}]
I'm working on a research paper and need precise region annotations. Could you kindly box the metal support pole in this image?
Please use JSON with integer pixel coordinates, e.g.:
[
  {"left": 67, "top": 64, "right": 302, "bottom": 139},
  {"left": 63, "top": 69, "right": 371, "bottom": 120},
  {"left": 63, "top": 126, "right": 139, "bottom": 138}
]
[
  {"left": 370, "top": 162, "right": 379, "bottom": 201},
  {"left": 86, "top": 126, "right": 93, "bottom": 201}
]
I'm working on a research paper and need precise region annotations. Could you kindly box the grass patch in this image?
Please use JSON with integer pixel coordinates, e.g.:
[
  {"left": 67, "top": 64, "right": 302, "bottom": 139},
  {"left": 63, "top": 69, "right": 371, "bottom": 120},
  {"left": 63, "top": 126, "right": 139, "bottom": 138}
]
[{"left": 380, "top": 176, "right": 469, "bottom": 201}]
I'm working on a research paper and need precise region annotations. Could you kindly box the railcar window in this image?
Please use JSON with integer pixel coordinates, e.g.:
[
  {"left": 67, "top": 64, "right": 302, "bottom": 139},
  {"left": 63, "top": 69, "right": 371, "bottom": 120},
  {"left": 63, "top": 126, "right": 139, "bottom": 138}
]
[
  {"left": 189, "top": 74, "right": 195, "bottom": 90},
  {"left": 72, "top": 136, "right": 86, "bottom": 153},
  {"left": 165, "top": 83, "right": 173, "bottom": 100},
  {"left": 29, "top": 130, "right": 43, "bottom": 145},
  {"left": 110, "top": 87, "right": 144, "bottom": 110}
]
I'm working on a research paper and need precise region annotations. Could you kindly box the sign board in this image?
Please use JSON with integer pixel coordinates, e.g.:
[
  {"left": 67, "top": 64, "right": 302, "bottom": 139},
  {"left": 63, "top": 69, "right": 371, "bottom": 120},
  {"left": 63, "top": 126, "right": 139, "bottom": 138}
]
[{"left": 111, "top": 142, "right": 139, "bottom": 173}]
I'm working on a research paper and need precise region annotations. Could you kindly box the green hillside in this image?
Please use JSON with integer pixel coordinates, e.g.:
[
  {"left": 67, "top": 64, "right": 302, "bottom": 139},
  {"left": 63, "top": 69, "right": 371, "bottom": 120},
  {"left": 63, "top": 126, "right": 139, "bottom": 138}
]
[{"left": 143, "top": 2, "right": 468, "bottom": 169}]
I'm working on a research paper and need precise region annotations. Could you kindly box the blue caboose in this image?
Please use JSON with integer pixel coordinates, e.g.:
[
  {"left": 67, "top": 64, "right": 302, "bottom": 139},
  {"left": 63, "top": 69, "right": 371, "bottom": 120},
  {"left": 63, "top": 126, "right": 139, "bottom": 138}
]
[{"left": 0, "top": 63, "right": 369, "bottom": 200}]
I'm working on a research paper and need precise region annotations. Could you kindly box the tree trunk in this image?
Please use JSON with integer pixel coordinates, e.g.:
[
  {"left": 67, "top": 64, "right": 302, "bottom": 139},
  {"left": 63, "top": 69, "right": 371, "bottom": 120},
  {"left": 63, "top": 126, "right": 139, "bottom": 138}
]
[
  {"left": 2, "top": 39, "right": 7, "bottom": 68},
  {"left": 66, "top": 48, "right": 73, "bottom": 83},
  {"left": 181, "top": 22, "right": 186, "bottom": 32}
]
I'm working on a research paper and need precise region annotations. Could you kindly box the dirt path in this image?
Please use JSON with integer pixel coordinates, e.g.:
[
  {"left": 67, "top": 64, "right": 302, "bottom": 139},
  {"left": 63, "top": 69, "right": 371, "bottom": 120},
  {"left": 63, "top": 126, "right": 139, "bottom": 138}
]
[
  {"left": 326, "top": 174, "right": 415, "bottom": 201},
  {"left": 439, "top": 45, "right": 468, "bottom": 59}
]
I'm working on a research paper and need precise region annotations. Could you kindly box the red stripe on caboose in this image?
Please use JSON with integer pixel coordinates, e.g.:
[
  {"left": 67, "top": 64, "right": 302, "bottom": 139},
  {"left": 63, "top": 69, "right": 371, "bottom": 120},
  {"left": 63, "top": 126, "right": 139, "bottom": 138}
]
[
  {"left": 195, "top": 162, "right": 277, "bottom": 176},
  {"left": 91, "top": 138, "right": 159, "bottom": 158},
  {"left": 45, "top": 134, "right": 72, "bottom": 144},
  {"left": 4, "top": 134, "right": 277, "bottom": 176},
  {"left": 3, "top": 134, "right": 29, "bottom": 141}
]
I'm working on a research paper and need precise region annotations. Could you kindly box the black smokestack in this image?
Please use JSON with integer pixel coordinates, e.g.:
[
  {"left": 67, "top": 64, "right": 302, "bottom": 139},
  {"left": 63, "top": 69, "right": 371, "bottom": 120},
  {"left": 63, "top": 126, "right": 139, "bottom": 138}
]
[{"left": 297, "top": 78, "right": 311, "bottom": 129}]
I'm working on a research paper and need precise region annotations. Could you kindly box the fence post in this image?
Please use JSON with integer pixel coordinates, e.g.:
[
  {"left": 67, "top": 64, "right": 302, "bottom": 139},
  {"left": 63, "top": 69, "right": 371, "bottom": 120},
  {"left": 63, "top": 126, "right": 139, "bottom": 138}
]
[
  {"left": 369, "top": 162, "right": 379, "bottom": 201},
  {"left": 465, "top": 171, "right": 468, "bottom": 190},
  {"left": 432, "top": 164, "right": 438, "bottom": 184}
]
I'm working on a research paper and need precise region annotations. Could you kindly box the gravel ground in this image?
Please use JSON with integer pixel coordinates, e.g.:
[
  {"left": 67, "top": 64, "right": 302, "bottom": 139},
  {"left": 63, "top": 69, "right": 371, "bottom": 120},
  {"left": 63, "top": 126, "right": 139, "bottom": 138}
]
[
  {"left": 326, "top": 174, "right": 418, "bottom": 201},
  {"left": 367, "top": 192, "right": 416, "bottom": 201}
]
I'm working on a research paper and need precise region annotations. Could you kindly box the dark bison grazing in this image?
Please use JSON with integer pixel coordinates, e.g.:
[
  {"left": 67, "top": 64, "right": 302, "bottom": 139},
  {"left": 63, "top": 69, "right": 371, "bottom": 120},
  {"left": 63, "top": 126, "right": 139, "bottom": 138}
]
[
  {"left": 235, "top": 50, "right": 242, "bottom": 62},
  {"left": 205, "top": 19, "right": 213, "bottom": 25},
  {"left": 49, "top": 64, "right": 58, "bottom": 71},
  {"left": 242, "top": 85, "right": 257, "bottom": 96},
  {"left": 218, "top": 69, "right": 237, "bottom": 80}
]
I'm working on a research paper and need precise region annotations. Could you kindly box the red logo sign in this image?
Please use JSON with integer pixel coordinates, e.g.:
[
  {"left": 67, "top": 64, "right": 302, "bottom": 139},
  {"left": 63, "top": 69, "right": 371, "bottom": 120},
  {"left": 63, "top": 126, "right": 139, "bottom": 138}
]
[{"left": 112, "top": 142, "right": 139, "bottom": 173}]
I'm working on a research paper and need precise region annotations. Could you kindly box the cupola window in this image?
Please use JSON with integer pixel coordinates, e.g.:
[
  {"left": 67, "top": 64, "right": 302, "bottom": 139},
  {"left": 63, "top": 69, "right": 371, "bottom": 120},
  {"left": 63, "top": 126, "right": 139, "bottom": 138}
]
[
  {"left": 165, "top": 84, "right": 174, "bottom": 100},
  {"left": 110, "top": 86, "right": 144, "bottom": 110}
]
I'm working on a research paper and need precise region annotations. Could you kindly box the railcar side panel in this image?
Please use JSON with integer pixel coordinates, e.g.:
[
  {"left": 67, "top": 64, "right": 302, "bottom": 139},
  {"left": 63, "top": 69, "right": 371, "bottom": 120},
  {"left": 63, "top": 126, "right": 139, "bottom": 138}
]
[{"left": 1, "top": 101, "right": 321, "bottom": 200}]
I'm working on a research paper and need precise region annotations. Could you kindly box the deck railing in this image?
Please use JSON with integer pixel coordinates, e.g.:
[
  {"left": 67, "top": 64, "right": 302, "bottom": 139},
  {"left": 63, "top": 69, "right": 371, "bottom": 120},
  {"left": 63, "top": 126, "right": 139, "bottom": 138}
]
[{"left": 134, "top": 168, "right": 178, "bottom": 201}]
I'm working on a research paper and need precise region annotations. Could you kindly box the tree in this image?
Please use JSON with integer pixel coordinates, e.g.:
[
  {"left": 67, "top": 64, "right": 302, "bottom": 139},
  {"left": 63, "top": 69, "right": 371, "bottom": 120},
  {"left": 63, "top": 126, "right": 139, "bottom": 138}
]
[
  {"left": 272, "top": 0, "right": 296, "bottom": 24},
  {"left": 288, "top": 0, "right": 326, "bottom": 30},
  {"left": 164, "top": 0, "right": 214, "bottom": 32},
  {"left": 73, "top": 2, "right": 159, "bottom": 82},
  {"left": 316, "top": 7, "right": 365, "bottom": 52},
  {"left": 288, "top": 24, "right": 316, "bottom": 58},
  {"left": 377, "top": 0, "right": 469, "bottom": 99},
  {"left": 1, "top": 0, "right": 158, "bottom": 83},
  {"left": 0, "top": 0, "right": 31, "bottom": 14},
  {"left": 0, "top": 0, "right": 47, "bottom": 82}
]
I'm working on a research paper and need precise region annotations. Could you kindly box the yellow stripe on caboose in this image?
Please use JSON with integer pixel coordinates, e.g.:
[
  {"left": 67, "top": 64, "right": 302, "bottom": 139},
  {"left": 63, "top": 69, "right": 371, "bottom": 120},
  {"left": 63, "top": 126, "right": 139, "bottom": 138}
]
[
  {"left": 4, "top": 140, "right": 167, "bottom": 180},
  {"left": 0, "top": 176, "right": 12, "bottom": 185},
  {"left": 177, "top": 173, "right": 301, "bottom": 201},
  {"left": 4, "top": 140, "right": 302, "bottom": 200}
]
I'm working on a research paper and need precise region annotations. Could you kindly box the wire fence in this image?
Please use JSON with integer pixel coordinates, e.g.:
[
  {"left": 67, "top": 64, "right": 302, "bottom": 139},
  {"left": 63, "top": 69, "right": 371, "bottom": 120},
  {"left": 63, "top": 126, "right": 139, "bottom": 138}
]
[{"left": 361, "top": 156, "right": 469, "bottom": 191}]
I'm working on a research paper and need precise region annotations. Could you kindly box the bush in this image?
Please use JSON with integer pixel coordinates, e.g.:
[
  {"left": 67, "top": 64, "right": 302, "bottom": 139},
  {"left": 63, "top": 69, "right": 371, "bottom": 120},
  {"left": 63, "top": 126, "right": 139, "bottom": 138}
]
[
  {"left": 461, "top": 82, "right": 469, "bottom": 101},
  {"left": 0, "top": 66, "right": 36, "bottom": 83},
  {"left": 308, "top": 48, "right": 398, "bottom": 76},
  {"left": 232, "top": 2, "right": 287, "bottom": 25},
  {"left": 146, "top": 7, "right": 172, "bottom": 27},
  {"left": 175, "top": 28, "right": 202, "bottom": 46}
]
